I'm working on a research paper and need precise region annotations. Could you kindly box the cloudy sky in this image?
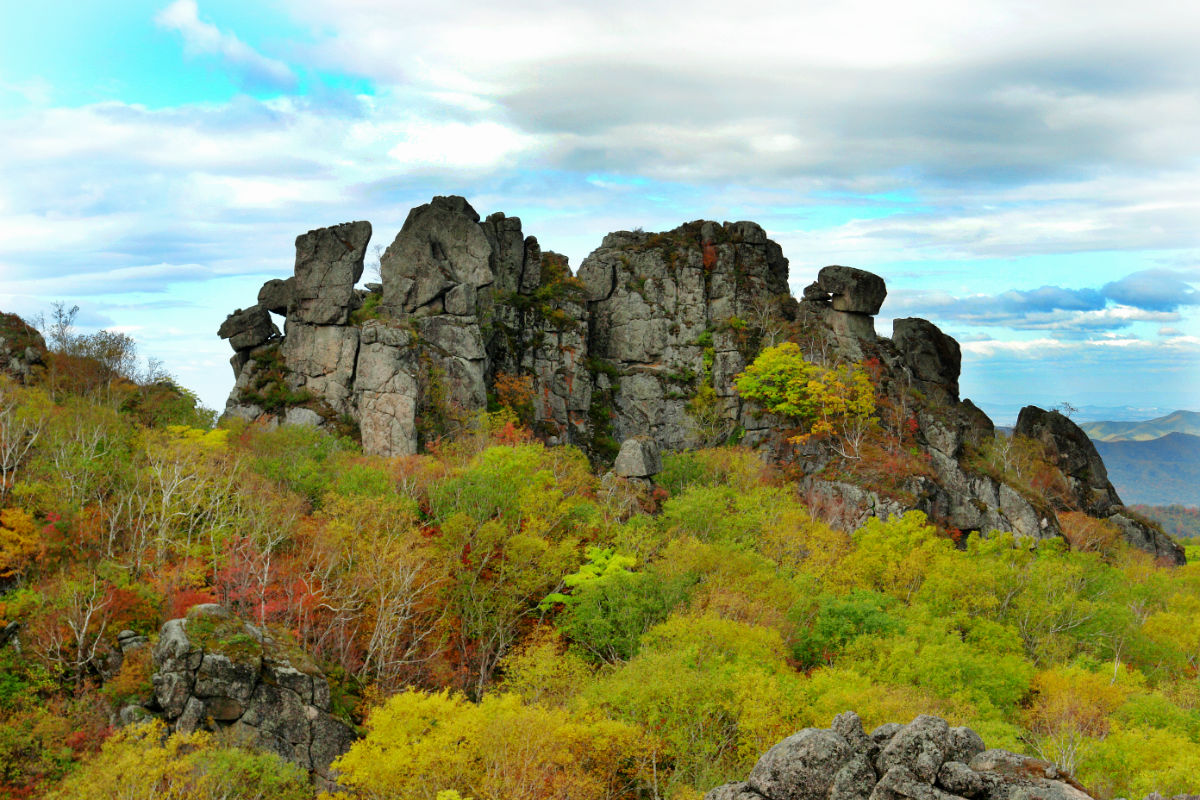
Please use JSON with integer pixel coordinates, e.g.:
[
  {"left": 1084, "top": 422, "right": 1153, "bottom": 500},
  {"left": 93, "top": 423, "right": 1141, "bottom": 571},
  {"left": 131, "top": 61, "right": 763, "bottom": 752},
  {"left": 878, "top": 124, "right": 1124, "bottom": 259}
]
[{"left": 2, "top": 0, "right": 1198, "bottom": 422}]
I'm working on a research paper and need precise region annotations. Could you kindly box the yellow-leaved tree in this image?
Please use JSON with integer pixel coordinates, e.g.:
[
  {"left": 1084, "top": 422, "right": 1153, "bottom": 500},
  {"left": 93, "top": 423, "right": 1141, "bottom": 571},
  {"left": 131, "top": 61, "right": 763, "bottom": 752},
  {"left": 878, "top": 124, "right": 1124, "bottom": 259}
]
[{"left": 734, "top": 343, "right": 876, "bottom": 457}]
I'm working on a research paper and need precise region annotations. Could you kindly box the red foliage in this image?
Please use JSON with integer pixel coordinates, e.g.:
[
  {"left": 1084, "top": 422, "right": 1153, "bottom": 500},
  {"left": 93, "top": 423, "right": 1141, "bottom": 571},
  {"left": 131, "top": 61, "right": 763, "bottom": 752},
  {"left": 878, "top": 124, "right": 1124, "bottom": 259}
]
[
  {"left": 862, "top": 357, "right": 884, "bottom": 384},
  {"left": 702, "top": 241, "right": 718, "bottom": 270},
  {"left": 493, "top": 421, "right": 533, "bottom": 446},
  {"left": 104, "top": 586, "right": 157, "bottom": 632},
  {"left": 168, "top": 587, "right": 217, "bottom": 619}
]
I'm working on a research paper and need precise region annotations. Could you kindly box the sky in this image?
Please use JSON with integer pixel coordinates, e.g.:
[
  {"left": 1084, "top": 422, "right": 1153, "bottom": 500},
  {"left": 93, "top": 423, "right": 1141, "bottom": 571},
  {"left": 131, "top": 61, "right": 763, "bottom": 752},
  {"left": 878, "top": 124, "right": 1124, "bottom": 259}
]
[{"left": 1, "top": 0, "right": 1198, "bottom": 424}]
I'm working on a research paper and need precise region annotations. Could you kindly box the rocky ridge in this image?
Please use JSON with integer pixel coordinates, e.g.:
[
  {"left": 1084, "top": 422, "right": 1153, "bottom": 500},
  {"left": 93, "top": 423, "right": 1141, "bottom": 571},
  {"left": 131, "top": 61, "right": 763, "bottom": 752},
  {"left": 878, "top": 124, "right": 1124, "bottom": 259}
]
[{"left": 218, "top": 195, "right": 1183, "bottom": 564}]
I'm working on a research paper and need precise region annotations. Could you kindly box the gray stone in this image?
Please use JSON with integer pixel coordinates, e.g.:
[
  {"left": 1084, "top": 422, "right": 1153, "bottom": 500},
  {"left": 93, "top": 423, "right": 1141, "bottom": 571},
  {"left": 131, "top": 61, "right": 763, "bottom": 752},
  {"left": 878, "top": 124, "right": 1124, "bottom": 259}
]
[
  {"left": 968, "top": 750, "right": 1092, "bottom": 800},
  {"left": 831, "top": 753, "right": 878, "bottom": 800},
  {"left": 704, "top": 783, "right": 764, "bottom": 800},
  {"left": 149, "top": 607, "right": 356, "bottom": 778},
  {"left": 817, "top": 265, "right": 887, "bottom": 315},
  {"left": 892, "top": 318, "right": 962, "bottom": 403},
  {"left": 945, "top": 726, "right": 986, "bottom": 765},
  {"left": 878, "top": 715, "right": 950, "bottom": 783},
  {"left": 382, "top": 196, "right": 493, "bottom": 314},
  {"left": 117, "top": 630, "right": 148, "bottom": 653},
  {"left": 280, "top": 322, "right": 360, "bottom": 415},
  {"left": 118, "top": 704, "right": 152, "bottom": 727},
  {"left": 870, "top": 766, "right": 954, "bottom": 800},
  {"left": 614, "top": 437, "right": 662, "bottom": 477},
  {"left": 217, "top": 305, "right": 278, "bottom": 352},
  {"left": 175, "top": 696, "right": 207, "bottom": 734},
  {"left": 194, "top": 653, "right": 257, "bottom": 704},
  {"left": 832, "top": 710, "right": 876, "bottom": 756},
  {"left": 257, "top": 277, "right": 294, "bottom": 315},
  {"left": 871, "top": 722, "right": 904, "bottom": 747},
  {"left": 936, "top": 761, "right": 986, "bottom": 797},
  {"left": 291, "top": 221, "right": 372, "bottom": 325},
  {"left": 356, "top": 322, "right": 419, "bottom": 457},
  {"left": 748, "top": 728, "right": 853, "bottom": 800},
  {"left": 283, "top": 406, "right": 323, "bottom": 428},
  {"left": 445, "top": 282, "right": 477, "bottom": 315}
]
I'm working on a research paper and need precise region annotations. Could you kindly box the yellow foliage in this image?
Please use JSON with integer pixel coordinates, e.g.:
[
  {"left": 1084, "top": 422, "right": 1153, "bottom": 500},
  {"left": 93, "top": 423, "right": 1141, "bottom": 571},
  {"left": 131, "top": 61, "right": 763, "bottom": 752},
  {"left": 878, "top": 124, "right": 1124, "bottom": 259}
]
[
  {"left": 1022, "top": 666, "right": 1132, "bottom": 777},
  {"left": 45, "top": 720, "right": 310, "bottom": 800},
  {"left": 501, "top": 626, "right": 593, "bottom": 707},
  {"left": 333, "top": 688, "right": 652, "bottom": 800},
  {"left": 0, "top": 506, "right": 39, "bottom": 577}
]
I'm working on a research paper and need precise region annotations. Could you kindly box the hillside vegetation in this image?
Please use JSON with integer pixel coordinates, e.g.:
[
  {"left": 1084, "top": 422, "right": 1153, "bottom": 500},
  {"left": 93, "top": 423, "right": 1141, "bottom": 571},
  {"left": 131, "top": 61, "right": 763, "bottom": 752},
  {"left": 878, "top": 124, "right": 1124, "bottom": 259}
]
[{"left": 1, "top": 312, "right": 1200, "bottom": 800}]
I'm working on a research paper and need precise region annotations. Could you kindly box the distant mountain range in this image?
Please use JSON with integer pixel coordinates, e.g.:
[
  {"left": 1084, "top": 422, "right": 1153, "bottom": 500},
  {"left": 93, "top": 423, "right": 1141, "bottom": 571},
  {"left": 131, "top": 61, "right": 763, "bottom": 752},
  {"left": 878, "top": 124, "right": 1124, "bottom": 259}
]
[
  {"left": 1094, "top": 432, "right": 1200, "bottom": 507},
  {"left": 1080, "top": 410, "right": 1200, "bottom": 442}
]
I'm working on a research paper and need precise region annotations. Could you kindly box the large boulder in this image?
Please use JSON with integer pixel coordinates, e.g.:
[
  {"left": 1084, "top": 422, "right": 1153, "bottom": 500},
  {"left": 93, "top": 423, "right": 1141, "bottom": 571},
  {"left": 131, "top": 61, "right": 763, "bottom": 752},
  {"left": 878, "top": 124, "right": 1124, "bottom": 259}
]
[
  {"left": 613, "top": 437, "right": 662, "bottom": 478},
  {"left": 217, "top": 305, "right": 277, "bottom": 352},
  {"left": 1014, "top": 406, "right": 1119, "bottom": 513},
  {"left": 258, "top": 277, "right": 294, "bottom": 315},
  {"left": 291, "top": 221, "right": 372, "bottom": 325},
  {"left": 381, "top": 196, "right": 494, "bottom": 314},
  {"left": 748, "top": 728, "right": 853, "bottom": 800},
  {"left": 816, "top": 266, "right": 887, "bottom": 315},
  {"left": 148, "top": 605, "right": 355, "bottom": 784},
  {"left": 217, "top": 305, "right": 278, "bottom": 353},
  {"left": 892, "top": 318, "right": 961, "bottom": 403}
]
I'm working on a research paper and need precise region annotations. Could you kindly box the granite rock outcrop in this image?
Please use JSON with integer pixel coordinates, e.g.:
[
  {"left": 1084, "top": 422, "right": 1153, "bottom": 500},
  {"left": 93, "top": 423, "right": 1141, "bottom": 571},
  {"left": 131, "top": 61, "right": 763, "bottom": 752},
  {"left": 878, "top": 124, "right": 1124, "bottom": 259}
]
[{"left": 217, "top": 195, "right": 1183, "bottom": 563}]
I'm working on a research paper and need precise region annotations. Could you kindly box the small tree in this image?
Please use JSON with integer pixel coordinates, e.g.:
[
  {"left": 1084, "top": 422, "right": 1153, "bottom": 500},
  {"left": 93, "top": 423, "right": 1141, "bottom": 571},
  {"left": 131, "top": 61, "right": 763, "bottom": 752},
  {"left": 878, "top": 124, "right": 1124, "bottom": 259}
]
[{"left": 734, "top": 343, "right": 876, "bottom": 458}]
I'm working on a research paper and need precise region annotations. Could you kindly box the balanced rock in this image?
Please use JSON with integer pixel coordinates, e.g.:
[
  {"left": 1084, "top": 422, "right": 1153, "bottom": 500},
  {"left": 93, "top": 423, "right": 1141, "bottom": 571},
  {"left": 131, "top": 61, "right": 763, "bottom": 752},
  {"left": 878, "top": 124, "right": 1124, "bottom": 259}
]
[
  {"left": 258, "top": 277, "right": 294, "bottom": 315},
  {"left": 817, "top": 266, "right": 887, "bottom": 315},
  {"left": 217, "top": 305, "right": 278, "bottom": 352}
]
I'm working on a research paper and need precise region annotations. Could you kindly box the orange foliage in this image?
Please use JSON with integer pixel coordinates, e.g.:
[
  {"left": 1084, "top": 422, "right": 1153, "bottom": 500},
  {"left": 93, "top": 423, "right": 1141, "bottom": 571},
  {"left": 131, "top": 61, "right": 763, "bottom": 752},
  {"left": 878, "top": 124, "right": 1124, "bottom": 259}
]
[
  {"left": 494, "top": 372, "right": 535, "bottom": 423},
  {"left": 1059, "top": 511, "right": 1122, "bottom": 558}
]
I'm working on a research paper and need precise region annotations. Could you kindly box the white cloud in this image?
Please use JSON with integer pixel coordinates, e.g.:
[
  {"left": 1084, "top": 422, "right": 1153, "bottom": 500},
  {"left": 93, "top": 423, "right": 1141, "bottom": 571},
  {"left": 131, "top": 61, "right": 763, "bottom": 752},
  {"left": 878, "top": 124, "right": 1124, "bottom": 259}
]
[{"left": 155, "top": 0, "right": 296, "bottom": 90}]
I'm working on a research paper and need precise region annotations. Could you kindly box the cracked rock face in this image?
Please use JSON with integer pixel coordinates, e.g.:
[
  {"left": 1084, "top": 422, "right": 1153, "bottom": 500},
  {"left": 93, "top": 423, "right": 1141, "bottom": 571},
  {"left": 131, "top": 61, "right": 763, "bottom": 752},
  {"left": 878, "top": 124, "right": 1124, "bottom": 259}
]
[
  {"left": 148, "top": 604, "right": 354, "bottom": 783},
  {"left": 292, "top": 221, "right": 372, "bottom": 325},
  {"left": 707, "top": 711, "right": 1094, "bottom": 800}
]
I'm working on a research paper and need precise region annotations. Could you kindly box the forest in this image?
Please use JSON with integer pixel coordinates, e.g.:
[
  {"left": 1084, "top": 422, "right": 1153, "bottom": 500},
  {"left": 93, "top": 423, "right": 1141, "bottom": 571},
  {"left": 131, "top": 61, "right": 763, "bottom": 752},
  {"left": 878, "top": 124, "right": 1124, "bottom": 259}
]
[{"left": 2, "top": 309, "right": 1200, "bottom": 800}]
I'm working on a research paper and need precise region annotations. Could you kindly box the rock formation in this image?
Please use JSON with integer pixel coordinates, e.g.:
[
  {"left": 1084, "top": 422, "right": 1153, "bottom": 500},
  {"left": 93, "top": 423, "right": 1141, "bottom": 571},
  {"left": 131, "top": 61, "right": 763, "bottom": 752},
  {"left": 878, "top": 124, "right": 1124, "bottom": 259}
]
[
  {"left": 146, "top": 604, "right": 354, "bottom": 785},
  {"left": 0, "top": 311, "right": 46, "bottom": 383},
  {"left": 707, "top": 711, "right": 1092, "bottom": 800},
  {"left": 217, "top": 195, "right": 1184, "bottom": 564},
  {"left": 1015, "top": 406, "right": 1184, "bottom": 564}
]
